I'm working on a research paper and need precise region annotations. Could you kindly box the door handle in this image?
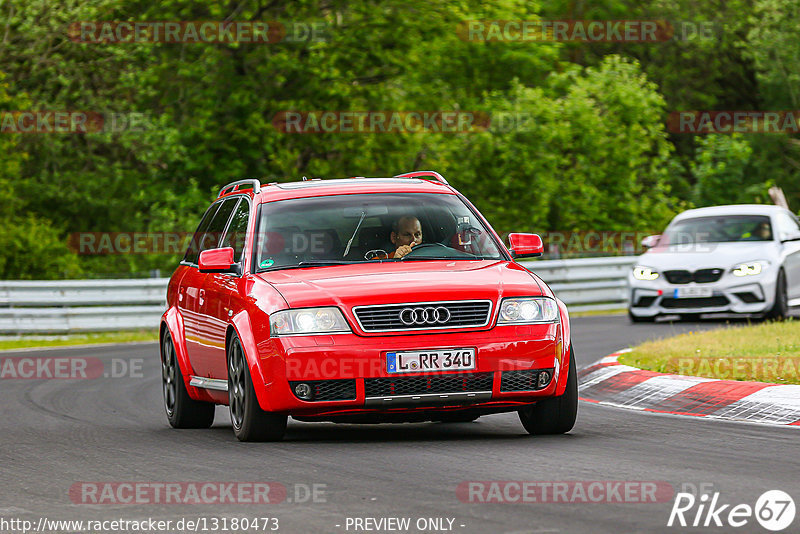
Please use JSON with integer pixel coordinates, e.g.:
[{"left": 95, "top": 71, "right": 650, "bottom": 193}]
[{"left": 199, "top": 289, "right": 205, "bottom": 306}]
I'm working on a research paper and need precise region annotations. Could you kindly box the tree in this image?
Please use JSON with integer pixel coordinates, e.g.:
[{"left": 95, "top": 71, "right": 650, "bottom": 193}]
[
  {"left": 426, "top": 56, "right": 679, "bottom": 235},
  {"left": 690, "top": 133, "right": 760, "bottom": 207},
  {"left": 0, "top": 71, "right": 82, "bottom": 278}
]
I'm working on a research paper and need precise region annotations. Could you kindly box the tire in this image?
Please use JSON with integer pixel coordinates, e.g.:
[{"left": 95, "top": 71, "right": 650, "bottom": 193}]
[
  {"left": 518, "top": 345, "right": 578, "bottom": 435},
  {"left": 628, "top": 310, "right": 655, "bottom": 323},
  {"left": 161, "top": 331, "right": 215, "bottom": 429},
  {"left": 227, "top": 333, "right": 287, "bottom": 442},
  {"left": 766, "top": 269, "right": 789, "bottom": 321}
]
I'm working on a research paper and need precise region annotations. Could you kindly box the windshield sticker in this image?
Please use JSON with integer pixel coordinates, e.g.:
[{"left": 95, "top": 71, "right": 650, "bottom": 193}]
[{"left": 259, "top": 259, "right": 275, "bottom": 268}]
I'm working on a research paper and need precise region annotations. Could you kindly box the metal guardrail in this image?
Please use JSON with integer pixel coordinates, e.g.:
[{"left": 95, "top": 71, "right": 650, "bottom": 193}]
[
  {"left": 0, "top": 257, "right": 638, "bottom": 333},
  {"left": 519, "top": 256, "right": 637, "bottom": 312},
  {"left": 0, "top": 279, "right": 169, "bottom": 334}
]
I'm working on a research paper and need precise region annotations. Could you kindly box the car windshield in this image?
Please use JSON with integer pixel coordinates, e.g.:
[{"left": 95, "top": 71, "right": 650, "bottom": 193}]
[
  {"left": 253, "top": 192, "right": 505, "bottom": 271},
  {"left": 661, "top": 215, "right": 773, "bottom": 245}
]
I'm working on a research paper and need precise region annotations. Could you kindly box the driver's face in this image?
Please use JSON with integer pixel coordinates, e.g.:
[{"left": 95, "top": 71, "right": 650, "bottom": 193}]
[{"left": 392, "top": 218, "right": 422, "bottom": 247}]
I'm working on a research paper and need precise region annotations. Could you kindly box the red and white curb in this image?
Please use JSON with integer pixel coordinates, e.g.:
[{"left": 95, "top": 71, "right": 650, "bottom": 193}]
[{"left": 578, "top": 349, "right": 800, "bottom": 427}]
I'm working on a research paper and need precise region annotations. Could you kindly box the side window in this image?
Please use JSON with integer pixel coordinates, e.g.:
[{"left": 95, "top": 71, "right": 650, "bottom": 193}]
[
  {"left": 199, "top": 197, "right": 239, "bottom": 255},
  {"left": 220, "top": 199, "right": 250, "bottom": 261},
  {"left": 183, "top": 202, "right": 221, "bottom": 265}
]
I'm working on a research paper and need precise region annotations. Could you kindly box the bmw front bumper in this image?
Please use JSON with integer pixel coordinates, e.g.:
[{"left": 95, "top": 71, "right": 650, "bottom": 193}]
[{"left": 628, "top": 269, "right": 778, "bottom": 318}]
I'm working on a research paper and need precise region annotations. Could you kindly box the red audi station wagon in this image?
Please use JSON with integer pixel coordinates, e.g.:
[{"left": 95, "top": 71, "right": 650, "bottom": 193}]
[{"left": 160, "top": 171, "right": 577, "bottom": 441}]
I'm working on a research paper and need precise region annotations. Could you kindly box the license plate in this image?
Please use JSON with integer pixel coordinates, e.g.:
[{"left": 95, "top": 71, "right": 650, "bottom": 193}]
[
  {"left": 386, "top": 348, "right": 476, "bottom": 374},
  {"left": 674, "top": 287, "right": 713, "bottom": 298}
]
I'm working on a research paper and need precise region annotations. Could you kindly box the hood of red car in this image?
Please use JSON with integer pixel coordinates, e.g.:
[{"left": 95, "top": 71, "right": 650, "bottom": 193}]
[{"left": 256, "top": 260, "right": 543, "bottom": 310}]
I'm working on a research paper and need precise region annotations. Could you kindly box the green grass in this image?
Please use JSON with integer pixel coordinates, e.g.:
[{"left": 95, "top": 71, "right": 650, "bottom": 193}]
[
  {"left": 0, "top": 330, "right": 159, "bottom": 351},
  {"left": 619, "top": 320, "right": 800, "bottom": 385}
]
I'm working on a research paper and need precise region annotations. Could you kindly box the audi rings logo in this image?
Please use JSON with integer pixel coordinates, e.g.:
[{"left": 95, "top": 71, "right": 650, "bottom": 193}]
[{"left": 399, "top": 306, "right": 451, "bottom": 326}]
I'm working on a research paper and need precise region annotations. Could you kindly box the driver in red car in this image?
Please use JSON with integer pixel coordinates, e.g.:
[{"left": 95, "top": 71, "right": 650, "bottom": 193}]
[
  {"left": 391, "top": 216, "right": 423, "bottom": 258},
  {"left": 372, "top": 216, "right": 422, "bottom": 259}
]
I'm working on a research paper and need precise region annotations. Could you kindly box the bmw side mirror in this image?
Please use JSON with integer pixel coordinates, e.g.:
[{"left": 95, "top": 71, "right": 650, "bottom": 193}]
[
  {"left": 199, "top": 247, "right": 241, "bottom": 274},
  {"left": 641, "top": 234, "right": 661, "bottom": 249},
  {"left": 780, "top": 231, "right": 800, "bottom": 243}
]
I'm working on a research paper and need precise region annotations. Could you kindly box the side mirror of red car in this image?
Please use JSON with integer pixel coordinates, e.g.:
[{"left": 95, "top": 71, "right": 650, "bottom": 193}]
[
  {"left": 508, "top": 233, "right": 543, "bottom": 258},
  {"left": 198, "top": 247, "right": 241, "bottom": 274}
]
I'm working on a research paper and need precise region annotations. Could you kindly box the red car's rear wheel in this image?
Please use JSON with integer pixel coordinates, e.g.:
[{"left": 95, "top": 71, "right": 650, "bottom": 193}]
[{"left": 161, "top": 331, "right": 215, "bottom": 429}]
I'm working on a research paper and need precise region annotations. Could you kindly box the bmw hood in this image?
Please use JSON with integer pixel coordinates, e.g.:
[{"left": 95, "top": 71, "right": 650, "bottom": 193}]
[
  {"left": 256, "top": 260, "right": 543, "bottom": 310},
  {"left": 638, "top": 241, "right": 780, "bottom": 271}
]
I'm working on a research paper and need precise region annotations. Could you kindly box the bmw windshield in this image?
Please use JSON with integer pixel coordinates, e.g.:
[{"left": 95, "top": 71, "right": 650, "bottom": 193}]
[
  {"left": 661, "top": 215, "right": 773, "bottom": 245},
  {"left": 253, "top": 193, "right": 505, "bottom": 271}
]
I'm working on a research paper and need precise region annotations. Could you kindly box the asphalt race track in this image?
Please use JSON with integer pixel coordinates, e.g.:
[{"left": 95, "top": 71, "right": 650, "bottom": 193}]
[{"left": 1, "top": 315, "right": 798, "bottom": 534}]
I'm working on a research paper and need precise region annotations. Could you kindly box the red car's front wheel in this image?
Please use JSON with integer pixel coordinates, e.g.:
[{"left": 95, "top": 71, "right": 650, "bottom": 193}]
[
  {"left": 227, "top": 333, "right": 287, "bottom": 442},
  {"left": 518, "top": 345, "right": 578, "bottom": 435}
]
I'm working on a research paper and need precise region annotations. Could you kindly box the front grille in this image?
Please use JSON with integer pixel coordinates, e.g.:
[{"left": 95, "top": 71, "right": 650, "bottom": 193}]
[
  {"left": 500, "top": 369, "right": 555, "bottom": 391},
  {"left": 664, "top": 270, "right": 692, "bottom": 284},
  {"left": 354, "top": 300, "right": 492, "bottom": 332},
  {"left": 661, "top": 296, "right": 729, "bottom": 309},
  {"left": 289, "top": 379, "right": 356, "bottom": 401},
  {"left": 664, "top": 269, "right": 723, "bottom": 284},
  {"left": 694, "top": 268, "right": 724, "bottom": 283},
  {"left": 364, "top": 373, "right": 493, "bottom": 397}
]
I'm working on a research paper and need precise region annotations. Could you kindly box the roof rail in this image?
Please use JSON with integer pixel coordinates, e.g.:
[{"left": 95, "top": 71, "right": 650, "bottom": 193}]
[
  {"left": 217, "top": 179, "right": 261, "bottom": 198},
  {"left": 394, "top": 171, "right": 449, "bottom": 185}
]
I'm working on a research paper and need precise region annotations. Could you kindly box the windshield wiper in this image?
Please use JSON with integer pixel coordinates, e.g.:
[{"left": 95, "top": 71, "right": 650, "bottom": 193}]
[
  {"left": 258, "top": 260, "right": 364, "bottom": 273},
  {"left": 298, "top": 260, "right": 365, "bottom": 267},
  {"left": 343, "top": 210, "right": 366, "bottom": 257},
  {"left": 400, "top": 256, "right": 488, "bottom": 261}
]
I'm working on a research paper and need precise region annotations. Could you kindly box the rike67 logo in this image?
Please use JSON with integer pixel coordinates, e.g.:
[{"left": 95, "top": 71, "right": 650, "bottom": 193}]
[{"left": 668, "top": 490, "right": 795, "bottom": 531}]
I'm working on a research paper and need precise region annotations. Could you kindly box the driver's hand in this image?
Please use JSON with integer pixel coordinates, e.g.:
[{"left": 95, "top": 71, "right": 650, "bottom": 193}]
[{"left": 394, "top": 243, "right": 415, "bottom": 259}]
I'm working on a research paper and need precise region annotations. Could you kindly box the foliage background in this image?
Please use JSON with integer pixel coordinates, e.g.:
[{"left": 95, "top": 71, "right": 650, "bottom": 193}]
[{"left": 1, "top": 0, "right": 798, "bottom": 278}]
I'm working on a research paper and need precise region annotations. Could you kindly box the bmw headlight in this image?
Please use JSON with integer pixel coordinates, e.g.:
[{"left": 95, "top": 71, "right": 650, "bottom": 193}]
[
  {"left": 632, "top": 265, "right": 660, "bottom": 281},
  {"left": 498, "top": 297, "right": 559, "bottom": 324},
  {"left": 731, "top": 260, "right": 769, "bottom": 277},
  {"left": 270, "top": 307, "right": 350, "bottom": 336}
]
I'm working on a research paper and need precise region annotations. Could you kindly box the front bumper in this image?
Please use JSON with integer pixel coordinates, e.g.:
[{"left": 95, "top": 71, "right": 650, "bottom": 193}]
[
  {"left": 628, "top": 270, "right": 777, "bottom": 317},
  {"left": 253, "top": 323, "right": 564, "bottom": 415}
]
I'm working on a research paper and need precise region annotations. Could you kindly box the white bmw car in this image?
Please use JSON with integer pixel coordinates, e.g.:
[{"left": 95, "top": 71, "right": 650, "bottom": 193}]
[{"left": 628, "top": 204, "right": 800, "bottom": 322}]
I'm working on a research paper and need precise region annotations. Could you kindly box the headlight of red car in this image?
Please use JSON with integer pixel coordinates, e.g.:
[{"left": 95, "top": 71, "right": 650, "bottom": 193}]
[
  {"left": 497, "top": 297, "right": 559, "bottom": 324},
  {"left": 270, "top": 307, "right": 351, "bottom": 336}
]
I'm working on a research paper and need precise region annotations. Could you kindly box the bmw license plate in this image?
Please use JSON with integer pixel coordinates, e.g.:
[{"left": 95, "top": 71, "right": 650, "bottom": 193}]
[
  {"left": 674, "top": 287, "right": 713, "bottom": 298},
  {"left": 386, "top": 348, "right": 476, "bottom": 374}
]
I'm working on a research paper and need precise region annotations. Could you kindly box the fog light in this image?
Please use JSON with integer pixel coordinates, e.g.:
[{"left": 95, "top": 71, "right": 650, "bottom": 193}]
[
  {"left": 294, "top": 382, "right": 313, "bottom": 400},
  {"left": 538, "top": 371, "right": 551, "bottom": 388}
]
